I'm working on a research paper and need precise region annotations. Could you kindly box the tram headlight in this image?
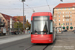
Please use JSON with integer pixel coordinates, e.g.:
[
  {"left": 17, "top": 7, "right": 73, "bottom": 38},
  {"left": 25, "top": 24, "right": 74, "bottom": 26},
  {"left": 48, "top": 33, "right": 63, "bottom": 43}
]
[
  {"left": 49, "top": 40, "right": 51, "bottom": 41},
  {"left": 44, "top": 33, "right": 47, "bottom": 34},
  {"left": 35, "top": 33, "right": 38, "bottom": 34}
]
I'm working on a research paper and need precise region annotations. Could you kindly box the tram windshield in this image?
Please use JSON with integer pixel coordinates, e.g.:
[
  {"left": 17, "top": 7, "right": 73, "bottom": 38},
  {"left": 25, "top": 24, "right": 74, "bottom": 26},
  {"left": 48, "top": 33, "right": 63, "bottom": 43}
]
[
  {"left": 33, "top": 16, "right": 48, "bottom": 33},
  {"left": 34, "top": 21, "right": 48, "bottom": 32}
]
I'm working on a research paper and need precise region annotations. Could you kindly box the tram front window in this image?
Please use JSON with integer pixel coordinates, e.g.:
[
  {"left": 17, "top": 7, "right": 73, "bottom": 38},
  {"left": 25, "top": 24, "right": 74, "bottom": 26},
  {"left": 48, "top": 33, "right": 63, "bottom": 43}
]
[{"left": 34, "top": 21, "right": 48, "bottom": 34}]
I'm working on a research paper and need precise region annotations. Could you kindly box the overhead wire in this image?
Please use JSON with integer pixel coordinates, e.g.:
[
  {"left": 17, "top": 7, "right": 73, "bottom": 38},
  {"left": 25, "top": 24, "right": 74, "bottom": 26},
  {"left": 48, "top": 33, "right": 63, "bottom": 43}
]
[
  {"left": 46, "top": 0, "right": 51, "bottom": 11},
  {"left": 24, "top": 3, "right": 35, "bottom": 12},
  {"left": 0, "top": 5, "right": 49, "bottom": 9}
]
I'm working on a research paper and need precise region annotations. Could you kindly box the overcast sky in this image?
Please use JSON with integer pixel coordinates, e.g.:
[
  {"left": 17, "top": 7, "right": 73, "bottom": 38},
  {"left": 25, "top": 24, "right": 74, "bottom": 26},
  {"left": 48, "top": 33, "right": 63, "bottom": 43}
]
[{"left": 0, "top": 0, "right": 75, "bottom": 22}]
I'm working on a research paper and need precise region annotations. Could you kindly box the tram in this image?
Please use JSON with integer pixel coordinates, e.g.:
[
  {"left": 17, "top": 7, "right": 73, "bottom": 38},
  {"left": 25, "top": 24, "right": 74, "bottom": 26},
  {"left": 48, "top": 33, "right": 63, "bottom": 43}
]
[{"left": 31, "top": 12, "right": 56, "bottom": 43}]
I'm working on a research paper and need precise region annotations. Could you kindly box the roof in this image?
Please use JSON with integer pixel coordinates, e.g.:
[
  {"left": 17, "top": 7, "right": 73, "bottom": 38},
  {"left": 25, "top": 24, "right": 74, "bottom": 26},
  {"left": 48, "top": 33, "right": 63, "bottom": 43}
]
[
  {"left": 31, "top": 12, "right": 52, "bottom": 20},
  {"left": 13, "top": 16, "right": 26, "bottom": 22},
  {"left": 1, "top": 13, "right": 12, "bottom": 21},
  {"left": 54, "top": 3, "right": 75, "bottom": 8}
]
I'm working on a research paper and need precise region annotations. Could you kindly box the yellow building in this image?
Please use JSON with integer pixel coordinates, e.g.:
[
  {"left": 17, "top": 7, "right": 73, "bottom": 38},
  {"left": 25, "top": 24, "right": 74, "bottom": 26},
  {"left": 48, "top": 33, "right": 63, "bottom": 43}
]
[{"left": 53, "top": 3, "right": 75, "bottom": 30}]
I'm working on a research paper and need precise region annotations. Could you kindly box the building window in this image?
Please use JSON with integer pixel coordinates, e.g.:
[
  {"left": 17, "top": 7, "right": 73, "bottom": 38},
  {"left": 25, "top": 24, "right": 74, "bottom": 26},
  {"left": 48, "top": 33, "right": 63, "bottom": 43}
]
[
  {"left": 66, "top": 15, "right": 67, "bottom": 17},
  {"left": 68, "top": 23, "right": 69, "bottom": 25},
  {"left": 70, "top": 12, "right": 72, "bottom": 14},
  {"left": 54, "top": 15, "right": 56, "bottom": 17},
  {"left": 68, "top": 15, "right": 69, "bottom": 17},
  {"left": 68, "top": 12, "right": 69, "bottom": 14},
  {"left": 59, "top": 19, "right": 60, "bottom": 21},
  {"left": 63, "top": 23, "right": 65, "bottom": 25},
  {"left": 59, "top": 23, "right": 60, "bottom": 25},
  {"left": 57, "top": 8, "right": 58, "bottom": 10},
  {"left": 70, "top": 15, "right": 72, "bottom": 17},
  {"left": 63, "top": 15, "right": 64, "bottom": 17},
  {"left": 72, "top": 8, "right": 74, "bottom": 10},
  {"left": 70, "top": 19, "right": 72, "bottom": 21},
  {"left": 63, "top": 19, "right": 64, "bottom": 21},
  {"left": 69, "top": 8, "right": 70, "bottom": 10},
  {"left": 58, "top": 12, "right": 59, "bottom": 14},
  {"left": 63, "top": 12, "right": 64, "bottom": 14},
  {"left": 66, "top": 19, "right": 69, "bottom": 21},
  {"left": 59, "top": 15, "right": 60, "bottom": 17},
  {"left": 60, "top": 12, "right": 61, "bottom": 14},
  {"left": 54, "top": 19, "right": 56, "bottom": 22},
  {"left": 66, "top": 12, "right": 67, "bottom": 14},
  {"left": 66, "top": 19, "right": 67, "bottom": 21},
  {"left": 66, "top": 23, "right": 67, "bottom": 25},
  {"left": 65, "top": 8, "right": 66, "bottom": 10},
  {"left": 70, "top": 23, "right": 72, "bottom": 25},
  {"left": 54, "top": 23, "right": 56, "bottom": 26},
  {"left": 67, "top": 19, "right": 69, "bottom": 21},
  {"left": 66, "top": 15, "right": 69, "bottom": 17}
]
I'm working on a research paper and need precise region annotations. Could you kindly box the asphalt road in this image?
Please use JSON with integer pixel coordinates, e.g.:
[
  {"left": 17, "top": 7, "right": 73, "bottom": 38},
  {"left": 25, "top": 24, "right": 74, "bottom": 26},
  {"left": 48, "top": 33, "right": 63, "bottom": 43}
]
[{"left": 0, "top": 32, "right": 75, "bottom": 50}]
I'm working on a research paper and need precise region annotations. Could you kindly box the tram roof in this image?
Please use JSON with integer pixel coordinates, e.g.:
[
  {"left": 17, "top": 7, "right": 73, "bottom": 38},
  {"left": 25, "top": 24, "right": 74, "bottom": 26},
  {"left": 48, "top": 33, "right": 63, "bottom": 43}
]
[
  {"left": 31, "top": 12, "right": 52, "bottom": 16},
  {"left": 31, "top": 12, "right": 52, "bottom": 20}
]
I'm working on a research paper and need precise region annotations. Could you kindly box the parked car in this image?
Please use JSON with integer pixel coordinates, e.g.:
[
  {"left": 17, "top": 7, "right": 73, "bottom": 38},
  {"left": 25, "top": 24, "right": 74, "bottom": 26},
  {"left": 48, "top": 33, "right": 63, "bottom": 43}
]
[
  {"left": 10, "top": 28, "right": 19, "bottom": 35},
  {"left": 63, "top": 30, "right": 67, "bottom": 32}
]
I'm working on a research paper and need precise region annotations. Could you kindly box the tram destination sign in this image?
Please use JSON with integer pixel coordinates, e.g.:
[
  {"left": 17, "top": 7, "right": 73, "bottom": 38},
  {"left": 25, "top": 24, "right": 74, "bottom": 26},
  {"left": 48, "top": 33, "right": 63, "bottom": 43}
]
[{"left": 34, "top": 16, "right": 48, "bottom": 20}]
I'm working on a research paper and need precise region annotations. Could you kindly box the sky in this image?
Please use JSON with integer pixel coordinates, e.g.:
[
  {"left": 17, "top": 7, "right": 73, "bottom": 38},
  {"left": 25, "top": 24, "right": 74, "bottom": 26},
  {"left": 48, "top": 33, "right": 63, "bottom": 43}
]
[{"left": 0, "top": 0, "right": 75, "bottom": 22}]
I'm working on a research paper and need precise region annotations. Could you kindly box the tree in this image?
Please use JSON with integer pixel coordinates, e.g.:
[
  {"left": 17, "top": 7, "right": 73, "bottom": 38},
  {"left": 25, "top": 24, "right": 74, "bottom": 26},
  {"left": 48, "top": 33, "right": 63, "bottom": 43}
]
[
  {"left": 13, "top": 16, "right": 23, "bottom": 31},
  {"left": 13, "top": 22, "right": 23, "bottom": 29},
  {"left": 25, "top": 20, "right": 31, "bottom": 30}
]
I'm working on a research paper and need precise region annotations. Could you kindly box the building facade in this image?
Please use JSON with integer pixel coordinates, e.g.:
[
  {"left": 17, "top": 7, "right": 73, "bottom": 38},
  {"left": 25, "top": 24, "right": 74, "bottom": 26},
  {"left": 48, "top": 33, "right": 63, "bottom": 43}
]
[
  {"left": 0, "top": 13, "right": 15, "bottom": 32},
  {"left": 53, "top": 3, "right": 75, "bottom": 30}
]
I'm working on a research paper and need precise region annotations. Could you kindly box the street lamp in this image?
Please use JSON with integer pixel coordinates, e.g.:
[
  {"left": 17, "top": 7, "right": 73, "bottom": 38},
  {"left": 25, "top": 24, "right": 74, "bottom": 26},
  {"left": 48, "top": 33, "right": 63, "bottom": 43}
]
[{"left": 22, "top": 0, "right": 25, "bottom": 29}]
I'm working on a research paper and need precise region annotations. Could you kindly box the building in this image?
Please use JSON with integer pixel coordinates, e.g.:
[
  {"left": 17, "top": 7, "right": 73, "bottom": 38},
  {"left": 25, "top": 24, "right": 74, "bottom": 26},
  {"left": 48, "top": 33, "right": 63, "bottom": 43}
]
[
  {"left": 13, "top": 16, "right": 26, "bottom": 24},
  {"left": 53, "top": 3, "right": 75, "bottom": 30},
  {"left": 0, "top": 13, "right": 15, "bottom": 32}
]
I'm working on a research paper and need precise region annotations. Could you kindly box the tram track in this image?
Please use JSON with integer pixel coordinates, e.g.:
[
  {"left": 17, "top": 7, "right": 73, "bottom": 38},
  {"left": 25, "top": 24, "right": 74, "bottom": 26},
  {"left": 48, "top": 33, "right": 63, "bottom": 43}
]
[
  {"left": 24, "top": 44, "right": 50, "bottom": 50},
  {"left": 43, "top": 44, "right": 49, "bottom": 50},
  {"left": 24, "top": 45, "right": 34, "bottom": 50},
  {"left": 24, "top": 40, "right": 56, "bottom": 50}
]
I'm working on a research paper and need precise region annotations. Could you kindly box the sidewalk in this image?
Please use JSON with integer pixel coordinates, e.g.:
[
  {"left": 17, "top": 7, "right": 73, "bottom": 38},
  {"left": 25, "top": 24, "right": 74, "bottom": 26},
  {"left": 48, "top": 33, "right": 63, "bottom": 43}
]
[
  {"left": 0, "top": 33, "right": 30, "bottom": 39},
  {"left": 0, "top": 34, "right": 30, "bottom": 45},
  {"left": 56, "top": 31, "right": 75, "bottom": 35}
]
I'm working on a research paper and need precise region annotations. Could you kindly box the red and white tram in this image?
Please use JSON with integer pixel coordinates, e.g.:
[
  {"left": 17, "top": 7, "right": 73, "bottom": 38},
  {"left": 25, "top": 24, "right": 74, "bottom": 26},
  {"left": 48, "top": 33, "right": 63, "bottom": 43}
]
[{"left": 31, "top": 12, "right": 56, "bottom": 43}]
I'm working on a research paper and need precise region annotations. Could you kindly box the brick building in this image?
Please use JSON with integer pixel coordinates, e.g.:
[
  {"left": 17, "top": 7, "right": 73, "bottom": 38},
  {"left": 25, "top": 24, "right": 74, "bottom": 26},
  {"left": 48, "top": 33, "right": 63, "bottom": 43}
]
[{"left": 53, "top": 3, "right": 75, "bottom": 30}]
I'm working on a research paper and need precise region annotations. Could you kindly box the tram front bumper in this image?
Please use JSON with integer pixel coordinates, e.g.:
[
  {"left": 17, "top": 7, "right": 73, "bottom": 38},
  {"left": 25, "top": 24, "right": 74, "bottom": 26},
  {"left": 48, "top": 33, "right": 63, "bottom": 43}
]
[{"left": 31, "top": 38, "right": 53, "bottom": 43}]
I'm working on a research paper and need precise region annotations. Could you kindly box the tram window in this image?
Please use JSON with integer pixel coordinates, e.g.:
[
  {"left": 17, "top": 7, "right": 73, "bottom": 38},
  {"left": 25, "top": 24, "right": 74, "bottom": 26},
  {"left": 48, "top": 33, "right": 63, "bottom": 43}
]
[{"left": 50, "top": 21, "right": 53, "bottom": 32}]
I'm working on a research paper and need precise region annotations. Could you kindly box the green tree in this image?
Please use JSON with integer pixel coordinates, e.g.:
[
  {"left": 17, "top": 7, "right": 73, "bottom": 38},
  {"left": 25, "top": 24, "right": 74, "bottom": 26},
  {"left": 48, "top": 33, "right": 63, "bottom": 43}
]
[
  {"left": 25, "top": 20, "right": 31, "bottom": 30},
  {"left": 13, "top": 16, "right": 23, "bottom": 31},
  {"left": 14, "top": 22, "right": 23, "bottom": 29}
]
